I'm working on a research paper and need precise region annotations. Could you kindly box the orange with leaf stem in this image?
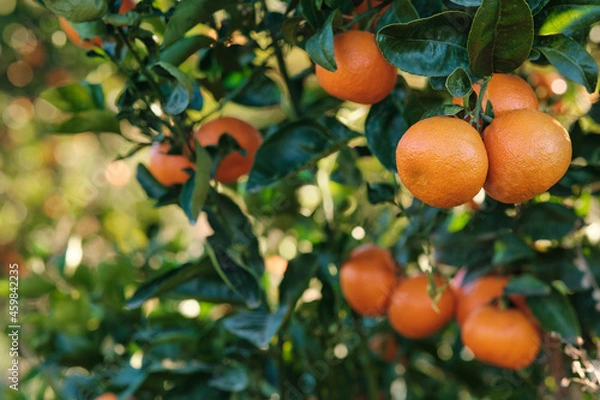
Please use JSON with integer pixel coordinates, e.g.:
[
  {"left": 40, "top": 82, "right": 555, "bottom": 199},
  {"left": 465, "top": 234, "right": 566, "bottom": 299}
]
[{"left": 388, "top": 275, "right": 455, "bottom": 339}]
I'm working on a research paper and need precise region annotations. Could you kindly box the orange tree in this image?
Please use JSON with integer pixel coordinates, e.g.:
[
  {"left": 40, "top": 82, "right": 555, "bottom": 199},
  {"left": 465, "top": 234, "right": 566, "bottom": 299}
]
[{"left": 7, "top": 0, "right": 600, "bottom": 399}]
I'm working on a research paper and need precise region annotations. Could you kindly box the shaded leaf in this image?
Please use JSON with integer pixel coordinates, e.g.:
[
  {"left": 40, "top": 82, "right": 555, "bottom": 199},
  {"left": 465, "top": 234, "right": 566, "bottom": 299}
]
[
  {"left": 209, "top": 364, "right": 249, "bottom": 392},
  {"left": 179, "top": 145, "right": 211, "bottom": 224},
  {"left": 48, "top": 110, "right": 121, "bottom": 134},
  {"left": 492, "top": 232, "right": 535, "bottom": 265},
  {"left": 366, "top": 182, "right": 396, "bottom": 205},
  {"left": 126, "top": 261, "right": 210, "bottom": 309},
  {"left": 534, "top": 34, "right": 599, "bottom": 93},
  {"left": 505, "top": 274, "right": 551, "bottom": 296},
  {"left": 526, "top": 291, "right": 581, "bottom": 343},
  {"left": 247, "top": 118, "right": 359, "bottom": 192},
  {"left": 446, "top": 67, "right": 472, "bottom": 98},
  {"left": 159, "top": 35, "right": 215, "bottom": 66},
  {"left": 517, "top": 203, "right": 580, "bottom": 241},
  {"left": 305, "top": 10, "right": 340, "bottom": 72},
  {"left": 223, "top": 306, "right": 287, "bottom": 348},
  {"left": 163, "top": 0, "right": 234, "bottom": 47},
  {"left": 468, "top": 0, "right": 534, "bottom": 78},
  {"left": 536, "top": 3, "right": 600, "bottom": 36},
  {"left": 377, "top": 12, "right": 472, "bottom": 77}
]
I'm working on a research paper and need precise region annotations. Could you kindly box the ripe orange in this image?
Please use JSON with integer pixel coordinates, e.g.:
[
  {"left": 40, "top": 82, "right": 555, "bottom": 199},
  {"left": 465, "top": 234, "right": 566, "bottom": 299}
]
[
  {"left": 462, "top": 305, "right": 541, "bottom": 369},
  {"left": 395, "top": 116, "right": 488, "bottom": 208},
  {"left": 483, "top": 108, "right": 572, "bottom": 203},
  {"left": 193, "top": 117, "right": 262, "bottom": 183},
  {"left": 368, "top": 332, "right": 399, "bottom": 363},
  {"left": 339, "top": 244, "right": 398, "bottom": 316},
  {"left": 315, "top": 30, "right": 397, "bottom": 104},
  {"left": 452, "top": 73, "right": 538, "bottom": 115},
  {"left": 95, "top": 394, "right": 117, "bottom": 400},
  {"left": 60, "top": 0, "right": 136, "bottom": 48},
  {"left": 148, "top": 141, "right": 194, "bottom": 186},
  {"left": 264, "top": 254, "right": 288, "bottom": 276},
  {"left": 388, "top": 275, "right": 455, "bottom": 339}
]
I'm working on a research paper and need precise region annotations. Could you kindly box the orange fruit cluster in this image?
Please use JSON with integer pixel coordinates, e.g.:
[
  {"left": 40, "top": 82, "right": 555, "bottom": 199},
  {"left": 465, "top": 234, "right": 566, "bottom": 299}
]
[
  {"left": 339, "top": 245, "right": 455, "bottom": 339},
  {"left": 340, "top": 247, "right": 541, "bottom": 370},
  {"left": 147, "top": 117, "right": 262, "bottom": 186},
  {"left": 315, "top": 30, "right": 397, "bottom": 105},
  {"left": 396, "top": 73, "right": 572, "bottom": 207},
  {"left": 456, "top": 275, "right": 541, "bottom": 370}
]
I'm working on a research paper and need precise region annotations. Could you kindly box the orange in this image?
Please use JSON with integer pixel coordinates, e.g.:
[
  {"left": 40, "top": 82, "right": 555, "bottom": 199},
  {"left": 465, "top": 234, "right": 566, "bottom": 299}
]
[
  {"left": 483, "top": 108, "right": 572, "bottom": 203},
  {"left": 148, "top": 141, "right": 194, "bottom": 186},
  {"left": 452, "top": 73, "right": 538, "bottom": 115},
  {"left": 368, "top": 332, "right": 399, "bottom": 362},
  {"left": 339, "top": 244, "right": 398, "bottom": 316},
  {"left": 395, "top": 116, "right": 488, "bottom": 208},
  {"left": 315, "top": 31, "right": 397, "bottom": 104},
  {"left": 388, "top": 275, "right": 455, "bottom": 339},
  {"left": 95, "top": 394, "right": 117, "bottom": 400},
  {"left": 60, "top": 0, "right": 136, "bottom": 48},
  {"left": 264, "top": 254, "right": 288, "bottom": 276},
  {"left": 461, "top": 305, "right": 541, "bottom": 369},
  {"left": 193, "top": 117, "right": 262, "bottom": 183}
]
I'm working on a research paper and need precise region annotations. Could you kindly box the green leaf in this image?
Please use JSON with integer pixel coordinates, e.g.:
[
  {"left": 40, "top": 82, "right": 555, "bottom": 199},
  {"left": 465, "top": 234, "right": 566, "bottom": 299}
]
[
  {"left": 375, "top": 0, "right": 419, "bottom": 31},
  {"left": 162, "top": 0, "right": 234, "bottom": 47},
  {"left": 205, "top": 243, "right": 262, "bottom": 309},
  {"left": 209, "top": 364, "right": 249, "bottom": 392},
  {"left": 526, "top": 291, "right": 581, "bottom": 343},
  {"left": 366, "top": 182, "right": 396, "bottom": 205},
  {"left": 279, "top": 254, "right": 320, "bottom": 306},
  {"left": 299, "top": 0, "right": 327, "bottom": 29},
  {"left": 152, "top": 61, "right": 194, "bottom": 115},
  {"left": 206, "top": 192, "right": 264, "bottom": 278},
  {"left": 377, "top": 11, "right": 472, "bottom": 77},
  {"left": 421, "top": 104, "right": 465, "bottom": 119},
  {"left": 136, "top": 163, "right": 170, "bottom": 201},
  {"left": 282, "top": 16, "right": 304, "bottom": 45},
  {"left": 159, "top": 35, "right": 215, "bottom": 66},
  {"left": 330, "top": 147, "right": 363, "bottom": 187},
  {"left": 445, "top": 67, "right": 472, "bottom": 98},
  {"left": 526, "top": 0, "right": 551, "bottom": 15},
  {"left": 450, "top": 0, "right": 482, "bottom": 5},
  {"left": 70, "top": 19, "right": 106, "bottom": 39},
  {"left": 166, "top": 277, "right": 243, "bottom": 304},
  {"left": 232, "top": 72, "right": 282, "bottom": 108},
  {"left": 517, "top": 203, "right": 580, "bottom": 241},
  {"left": 179, "top": 145, "right": 211, "bottom": 224},
  {"left": 43, "top": 0, "right": 108, "bottom": 23},
  {"left": 48, "top": 110, "right": 121, "bottom": 134},
  {"left": 365, "top": 85, "right": 411, "bottom": 171},
  {"left": 247, "top": 118, "right": 360, "bottom": 192},
  {"left": 126, "top": 261, "right": 210, "bottom": 309},
  {"left": 534, "top": 34, "right": 599, "bottom": 93},
  {"left": 40, "top": 82, "right": 101, "bottom": 113},
  {"left": 536, "top": 3, "right": 600, "bottom": 36},
  {"left": 467, "top": 0, "right": 534, "bottom": 78},
  {"left": 504, "top": 274, "right": 551, "bottom": 296},
  {"left": 305, "top": 10, "right": 340, "bottom": 72},
  {"left": 222, "top": 306, "right": 287, "bottom": 348},
  {"left": 492, "top": 232, "right": 535, "bottom": 265}
]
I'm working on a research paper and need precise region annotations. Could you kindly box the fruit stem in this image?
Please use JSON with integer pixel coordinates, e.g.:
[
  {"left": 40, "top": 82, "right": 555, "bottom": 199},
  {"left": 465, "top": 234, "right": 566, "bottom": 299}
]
[
  {"left": 262, "top": 0, "right": 302, "bottom": 119},
  {"left": 472, "top": 77, "right": 491, "bottom": 133},
  {"left": 353, "top": 313, "right": 379, "bottom": 400}
]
